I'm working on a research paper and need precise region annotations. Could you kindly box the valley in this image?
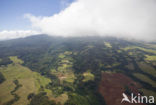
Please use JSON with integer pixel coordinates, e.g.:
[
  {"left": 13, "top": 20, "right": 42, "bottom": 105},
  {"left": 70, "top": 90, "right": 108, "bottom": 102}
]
[{"left": 0, "top": 35, "right": 156, "bottom": 105}]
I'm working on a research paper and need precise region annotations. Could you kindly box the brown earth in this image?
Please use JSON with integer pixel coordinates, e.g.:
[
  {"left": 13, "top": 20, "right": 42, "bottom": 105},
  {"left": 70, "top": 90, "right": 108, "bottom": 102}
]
[{"left": 99, "top": 72, "right": 146, "bottom": 105}]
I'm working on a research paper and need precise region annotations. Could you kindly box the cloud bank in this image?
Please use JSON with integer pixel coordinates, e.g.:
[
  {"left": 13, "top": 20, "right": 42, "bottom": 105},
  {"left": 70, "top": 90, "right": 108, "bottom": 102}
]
[
  {"left": 0, "top": 30, "right": 40, "bottom": 40},
  {"left": 26, "top": 0, "right": 156, "bottom": 41}
]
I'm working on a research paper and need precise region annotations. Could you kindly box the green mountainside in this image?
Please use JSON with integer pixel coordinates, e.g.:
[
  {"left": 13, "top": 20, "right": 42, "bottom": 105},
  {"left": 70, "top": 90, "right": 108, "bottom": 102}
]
[{"left": 0, "top": 35, "right": 156, "bottom": 105}]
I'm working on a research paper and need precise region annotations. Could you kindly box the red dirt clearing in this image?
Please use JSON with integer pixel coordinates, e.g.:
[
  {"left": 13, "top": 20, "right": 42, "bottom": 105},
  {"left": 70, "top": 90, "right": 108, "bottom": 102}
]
[{"left": 99, "top": 72, "right": 146, "bottom": 105}]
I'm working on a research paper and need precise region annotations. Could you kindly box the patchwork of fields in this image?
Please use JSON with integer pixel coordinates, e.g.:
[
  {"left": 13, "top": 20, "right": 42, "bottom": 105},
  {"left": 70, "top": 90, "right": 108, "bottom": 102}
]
[{"left": 0, "top": 36, "right": 156, "bottom": 105}]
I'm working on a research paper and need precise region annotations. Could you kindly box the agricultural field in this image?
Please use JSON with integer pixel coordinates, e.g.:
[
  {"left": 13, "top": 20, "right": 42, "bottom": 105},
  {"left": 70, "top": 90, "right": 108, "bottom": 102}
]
[
  {"left": 0, "top": 35, "right": 156, "bottom": 105},
  {"left": 104, "top": 42, "right": 112, "bottom": 48},
  {"left": 137, "top": 62, "right": 156, "bottom": 77},
  {"left": 0, "top": 56, "right": 52, "bottom": 105},
  {"left": 133, "top": 73, "right": 156, "bottom": 88},
  {"left": 51, "top": 51, "right": 76, "bottom": 84},
  {"left": 145, "top": 55, "right": 156, "bottom": 61},
  {"left": 122, "top": 46, "right": 156, "bottom": 54},
  {"left": 99, "top": 72, "right": 141, "bottom": 105},
  {"left": 82, "top": 71, "right": 94, "bottom": 82}
]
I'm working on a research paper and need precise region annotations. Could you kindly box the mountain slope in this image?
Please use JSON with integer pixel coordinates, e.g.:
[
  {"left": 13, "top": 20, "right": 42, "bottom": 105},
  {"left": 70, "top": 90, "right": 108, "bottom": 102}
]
[{"left": 0, "top": 35, "right": 156, "bottom": 105}]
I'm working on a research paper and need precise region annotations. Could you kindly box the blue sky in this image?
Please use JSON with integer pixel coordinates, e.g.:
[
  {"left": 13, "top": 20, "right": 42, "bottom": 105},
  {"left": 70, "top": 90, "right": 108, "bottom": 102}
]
[{"left": 0, "top": 0, "right": 74, "bottom": 31}]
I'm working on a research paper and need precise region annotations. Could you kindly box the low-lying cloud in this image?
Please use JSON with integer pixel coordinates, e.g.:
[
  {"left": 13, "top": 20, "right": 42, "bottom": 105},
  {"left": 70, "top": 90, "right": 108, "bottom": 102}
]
[
  {"left": 26, "top": 0, "right": 156, "bottom": 41},
  {"left": 0, "top": 30, "right": 40, "bottom": 40}
]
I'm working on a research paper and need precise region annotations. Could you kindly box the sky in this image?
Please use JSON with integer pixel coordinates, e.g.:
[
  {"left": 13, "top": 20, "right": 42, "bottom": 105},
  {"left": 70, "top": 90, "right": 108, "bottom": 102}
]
[
  {"left": 0, "top": 0, "right": 156, "bottom": 41},
  {"left": 0, "top": 0, "right": 73, "bottom": 30},
  {"left": 0, "top": 0, "right": 74, "bottom": 40}
]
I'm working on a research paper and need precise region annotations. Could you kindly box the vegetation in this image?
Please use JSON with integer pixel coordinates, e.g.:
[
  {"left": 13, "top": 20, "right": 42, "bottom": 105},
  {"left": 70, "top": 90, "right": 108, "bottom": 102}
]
[
  {"left": 0, "top": 72, "right": 5, "bottom": 84},
  {"left": 29, "top": 92, "right": 56, "bottom": 105},
  {"left": 0, "top": 56, "right": 52, "bottom": 105},
  {"left": 140, "top": 89, "right": 156, "bottom": 98},
  {"left": 82, "top": 71, "right": 94, "bottom": 82},
  {"left": 145, "top": 55, "right": 156, "bottom": 61},
  {"left": 122, "top": 46, "right": 156, "bottom": 54},
  {"left": 133, "top": 73, "right": 156, "bottom": 88},
  {"left": 0, "top": 58, "right": 12, "bottom": 66},
  {"left": 104, "top": 42, "right": 112, "bottom": 48},
  {"left": 4, "top": 79, "right": 22, "bottom": 105},
  {"left": 0, "top": 35, "right": 156, "bottom": 105},
  {"left": 9, "top": 56, "right": 24, "bottom": 64},
  {"left": 137, "top": 62, "right": 156, "bottom": 77}
]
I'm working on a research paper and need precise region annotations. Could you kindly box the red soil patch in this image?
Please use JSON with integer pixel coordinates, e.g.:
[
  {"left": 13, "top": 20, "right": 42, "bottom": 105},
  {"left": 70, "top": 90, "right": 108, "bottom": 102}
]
[{"left": 99, "top": 72, "right": 146, "bottom": 105}]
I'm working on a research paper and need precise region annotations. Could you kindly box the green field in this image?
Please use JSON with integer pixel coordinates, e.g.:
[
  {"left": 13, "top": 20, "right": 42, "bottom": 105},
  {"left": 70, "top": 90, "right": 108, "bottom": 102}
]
[
  {"left": 145, "top": 55, "right": 156, "bottom": 61},
  {"left": 9, "top": 56, "right": 24, "bottom": 64},
  {"left": 104, "top": 42, "right": 112, "bottom": 48},
  {"left": 0, "top": 56, "right": 52, "bottom": 105},
  {"left": 137, "top": 62, "right": 156, "bottom": 77},
  {"left": 122, "top": 46, "right": 156, "bottom": 54},
  {"left": 0, "top": 35, "right": 156, "bottom": 105},
  {"left": 133, "top": 73, "right": 156, "bottom": 88},
  {"left": 51, "top": 52, "right": 76, "bottom": 84},
  {"left": 51, "top": 92, "right": 68, "bottom": 105},
  {"left": 125, "top": 63, "right": 134, "bottom": 70},
  {"left": 82, "top": 71, "right": 94, "bottom": 82}
]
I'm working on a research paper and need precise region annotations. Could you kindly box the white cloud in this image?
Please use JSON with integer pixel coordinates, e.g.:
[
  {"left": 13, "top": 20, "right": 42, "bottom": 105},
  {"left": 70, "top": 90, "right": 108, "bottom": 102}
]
[
  {"left": 0, "top": 30, "right": 40, "bottom": 40},
  {"left": 26, "top": 0, "right": 156, "bottom": 41}
]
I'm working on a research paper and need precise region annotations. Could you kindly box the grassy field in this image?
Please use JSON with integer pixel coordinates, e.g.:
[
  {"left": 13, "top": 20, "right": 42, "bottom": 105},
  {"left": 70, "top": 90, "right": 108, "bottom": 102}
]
[
  {"left": 51, "top": 92, "right": 68, "bottom": 105},
  {"left": 137, "top": 62, "right": 156, "bottom": 77},
  {"left": 104, "top": 42, "right": 112, "bottom": 48},
  {"left": 64, "top": 51, "right": 72, "bottom": 55},
  {"left": 0, "top": 80, "right": 15, "bottom": 105},
  {"left": 82, "top": 71, "right": 94, "bottom": 82},
  {"left": 144, "top": 43, "right": 156, "bottom": 50},
  {"left": 125, "top": 63, "right": 134, "bottom": 70},
  {"left": 51, "top": 52, "right": 76, "bottom": 84},
  {"left": 59, "top": 53, "right": 65, "bottom": 58},
  {"left": 133, "top": 73, "right": 156, "bottom": 88},
  {"left": 0, "top": 56, "right": 52, "bottom": 105},
  {"left": 122, "top": 46, "right": 156, "bottom": 54},
  {"left": 10, "top": 56, "right": 24, "bottom": 64},
  {"left": 145, "top": 55, "right": 156, "bottom": 61},
  {"left": 49, "top": 52, "right": 76, "bottom": 104}
]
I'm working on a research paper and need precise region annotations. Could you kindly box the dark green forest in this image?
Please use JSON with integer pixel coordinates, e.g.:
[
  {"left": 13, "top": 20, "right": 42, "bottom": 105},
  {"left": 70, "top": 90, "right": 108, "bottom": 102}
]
[{"left": 0, "top": 35, "right": 156, "bottom": 105}]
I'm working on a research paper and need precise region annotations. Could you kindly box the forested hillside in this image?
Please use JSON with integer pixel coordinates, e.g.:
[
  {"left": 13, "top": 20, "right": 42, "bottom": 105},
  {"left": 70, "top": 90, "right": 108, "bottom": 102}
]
[{"left": 0, "top": 35, "right": 156, "bottom": 105}]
